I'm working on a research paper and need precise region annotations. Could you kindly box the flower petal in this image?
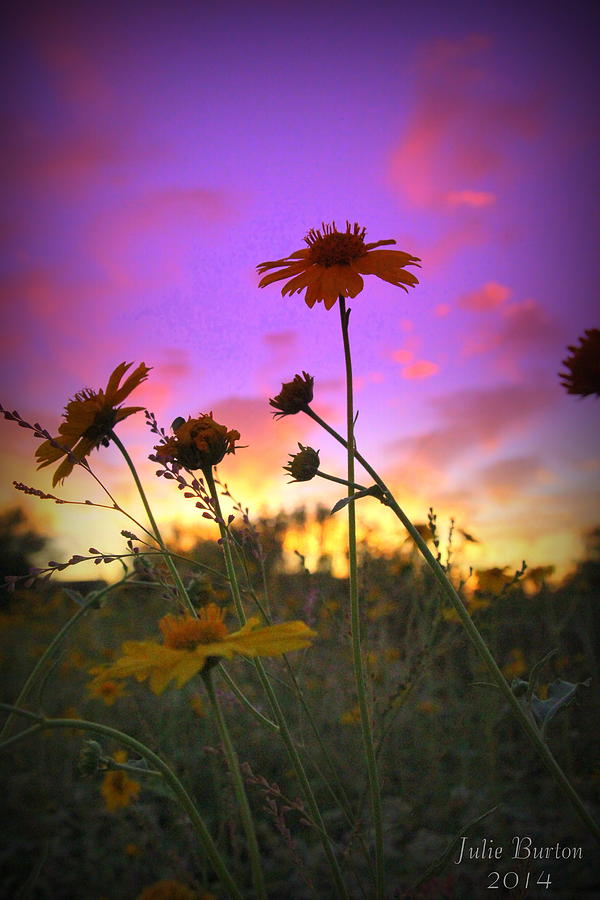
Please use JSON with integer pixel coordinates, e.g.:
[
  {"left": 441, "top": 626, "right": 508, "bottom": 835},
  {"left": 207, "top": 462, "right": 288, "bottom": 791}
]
[
  {"left": 225, "top": 620, "right": 316, "bottom": 657},
  {"left": 280, "top": 266, "right": 322, "bottom": 297},
  {"left": 110, "top": 362, "right": 151, "bottom": 406},
  {"left": 258, "top": 262, "right": 309, "bottom": 288}
]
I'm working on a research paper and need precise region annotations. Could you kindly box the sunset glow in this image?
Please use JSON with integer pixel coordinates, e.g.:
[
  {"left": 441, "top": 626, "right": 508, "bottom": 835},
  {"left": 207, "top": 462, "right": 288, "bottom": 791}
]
[{"left": 2, "top": 1, "right": 598, "bottom": 581}]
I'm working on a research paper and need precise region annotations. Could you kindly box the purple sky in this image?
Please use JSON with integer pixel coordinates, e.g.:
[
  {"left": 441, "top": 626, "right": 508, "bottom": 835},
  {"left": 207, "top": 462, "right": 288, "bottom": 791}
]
[{"left": 1, "top": 1, "right": 599, "bottom": 579}]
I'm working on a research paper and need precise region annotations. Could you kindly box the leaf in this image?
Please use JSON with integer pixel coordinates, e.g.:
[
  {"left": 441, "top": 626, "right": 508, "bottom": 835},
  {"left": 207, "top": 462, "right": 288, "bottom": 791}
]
[
  {"left": 531, "top": 678, "right": 590, "bottom": 733},
  {"left": 330, "top": 486, "right": 383, "bottom": 515}
]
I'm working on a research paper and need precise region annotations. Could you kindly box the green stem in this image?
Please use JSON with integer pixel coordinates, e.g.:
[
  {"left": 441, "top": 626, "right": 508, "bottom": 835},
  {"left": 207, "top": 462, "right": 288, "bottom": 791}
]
[
  {"left": 110, "top": 431, "right": 195, "bottom": 616},
  {"left": 0, "top": 575, "right": 131, "bottom": 740},
  {"left": 217, "top": 666, "right": 280, "bottom": 733},
  {"left": 304, "top": 409, "right": 600, "bottom": 845},
  {"left": 338, "top": 297, "right": 384, "bottom": 899},
  {"left": 0, "top": 705, "right": 243, "bottom": 900},
  {"left": 203, "top": 671, "right": 267, "bottom": 900},
  {"left": 204, "top": 467, "right": 349, "bottom": 900}
]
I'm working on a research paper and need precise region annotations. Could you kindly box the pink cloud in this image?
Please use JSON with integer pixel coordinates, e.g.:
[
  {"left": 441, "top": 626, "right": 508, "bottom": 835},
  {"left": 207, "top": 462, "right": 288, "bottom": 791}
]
[
  {"left": 458, "top": 282, "right": 511, "bottom": 312},
  {"left": 461, "top": 297, "right": 563, "bottom": 363},
  {"left": 2, "top": 115, "right": 132, "bottom": 186},
  {"left": 391, "top": 382, "right": 557, "bottom": 472},
  {"left": 402, "top": 361, "right": 439, "bottom": 380},
  {"left": 392, "top": 349, "right": 413, "bottom": 364},
  {"left": 86, "top": 186, "right": 233, "bottom": 285},
  {"left": 264, "top": 331, "right": 298, "bottom": 352},
  {"left": 445, "top": 190, "right": 496, "bottom": 208},
  {"left": 435, "top": 304, "right": 450, "bottom": 317},
  {"left": 389, "top": 34, "right": 546, "bottom": 210}
]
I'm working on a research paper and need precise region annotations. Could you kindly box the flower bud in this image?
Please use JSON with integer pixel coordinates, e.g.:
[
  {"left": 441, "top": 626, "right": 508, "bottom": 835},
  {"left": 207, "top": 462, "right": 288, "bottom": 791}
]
[
  {"left": 77, "top": 740, "right": 104, "bottom": 776},
  {"left": 270, "top": 372, "right": 314, "bottom": 418},
  {"left": 284, "top": 444, "right": 320, "bottom": 482}
]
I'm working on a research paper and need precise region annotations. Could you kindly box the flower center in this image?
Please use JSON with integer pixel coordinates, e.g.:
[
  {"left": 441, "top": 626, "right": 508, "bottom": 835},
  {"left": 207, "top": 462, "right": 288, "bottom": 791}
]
[
  {"left": 160, "top": 606, "right": 229, "bottom": 650},
  {"left": 305, "top": 222, "right": 367, "bottom": 267}
]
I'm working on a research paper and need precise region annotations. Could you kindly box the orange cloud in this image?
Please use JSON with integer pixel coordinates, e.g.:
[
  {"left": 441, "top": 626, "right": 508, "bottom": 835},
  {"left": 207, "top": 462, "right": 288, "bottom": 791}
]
[{"left": 478, "top": 455, "right": 548, "bottom": 503}]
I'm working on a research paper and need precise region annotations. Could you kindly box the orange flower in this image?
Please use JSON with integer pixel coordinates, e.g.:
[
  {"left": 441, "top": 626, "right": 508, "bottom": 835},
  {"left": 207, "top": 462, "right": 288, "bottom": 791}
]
[
  {"left": 257, "top": 221, "right": 420, "bottom": 310},
  {"left": 90, "top": 602, "right": 316, "bottom": 695},
  {"left": 87, "top": 678, "right": 127, "bottom": 706},
  {"left": 559, "top": 329, "right": 600, "bottom": 398},
  {"left": 36, "top": 362, "right": 150, "bottom": 486},
  {"left": 155, "top": 413, "right": 240, "bottom": 473}
]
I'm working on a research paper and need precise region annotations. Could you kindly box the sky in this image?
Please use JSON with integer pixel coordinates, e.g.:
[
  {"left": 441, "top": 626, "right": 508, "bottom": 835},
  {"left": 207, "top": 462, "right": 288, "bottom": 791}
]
[{"left": 1, "top": 0, "right": 599, "bottom": 581}]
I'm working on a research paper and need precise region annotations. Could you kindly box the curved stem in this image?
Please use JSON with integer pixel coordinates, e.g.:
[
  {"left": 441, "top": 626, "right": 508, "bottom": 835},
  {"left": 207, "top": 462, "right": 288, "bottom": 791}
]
[
  {"left": 110, "top": 431, "right": 195, "bottom": 616},
  {"left": 0, "top": 705, "right": 243, "bottom": 900},
  {"left": 338, "top": 297, "right": 384, "bottom": 899},
  {"left": 304, "top": 408, "right": 600, "bottom": 845},
  {"left": 0, "top": 575, "right": 132, "bottom": 739},
  {"left": 203, "top": 671, "right": 267, "bottom": 900}
]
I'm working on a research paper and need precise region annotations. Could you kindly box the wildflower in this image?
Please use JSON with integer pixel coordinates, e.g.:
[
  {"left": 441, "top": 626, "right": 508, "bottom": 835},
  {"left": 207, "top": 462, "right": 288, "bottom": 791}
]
[
  {"left": 559, "top": 329, "right": 600, "bottom": 397},
  {"left": 270, "top": 371, "right": 314, "bottom": 417},
  {"left": 87, "top": 678, "right": 127, "bottom": 706},
  {"left": 155, "top": 413, "right": 240, "bottom": 473},
  {"left": 89, "top": 602, "right": 316, "bottom": 695},
  {"left": 502, "top": 649, "right": 527, "bottom": 680},
  {"left": 101, "top": 763, "right": 140, "bottom": 812},
  {"left": 36, "top": 362, "right": 150, "bottom": 486},
  {"left": 257, "top": 220, "right": 420, "bottom": 310},
  {"left": 340, "top": 705, "right": 361, "bottom": 725},
  {"left": 284, "top": 444, "right": 320, "bottom": 482},
  {"left": 135, "top": 880, "right": 199, "bottom": 900}
]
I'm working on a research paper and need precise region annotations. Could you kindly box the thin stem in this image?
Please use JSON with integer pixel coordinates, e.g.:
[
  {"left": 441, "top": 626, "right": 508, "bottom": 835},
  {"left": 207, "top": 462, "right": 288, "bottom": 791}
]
[
  {"left": 0, "top": 575, "right": 132, "bottom": 739},
  {"left": 204, "top": 467, "right": 349, "bottom": 900},
  {"left": 338, "top": 297, "right": 384, "bottom": 899},
  {"left": 203, "top": 671, "right": 267, "bottom": 900},
  {"left": 0, "top": 705, "right": 244, "bottom": 900},
  {"left": 110, "top": 431, "right": 196, "bottom": 616},
  {"left": 316, "top": 470, "right": 368, "bottom": 492},
  {"left": 304, "top": 410, "right": 600, "bottom": 845},
  {"left": 217, "top": 666, "right": 280, "bottom": 733}
]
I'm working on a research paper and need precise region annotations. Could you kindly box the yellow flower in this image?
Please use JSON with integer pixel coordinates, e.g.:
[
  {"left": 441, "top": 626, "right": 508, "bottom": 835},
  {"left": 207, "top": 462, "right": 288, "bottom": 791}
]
[
  {"left": 135, "top": 879, "right": 199, "bottom": 900},
  {"left": 101, "top": 767, "right": 140, "bottom": 812},
  {"left": 90, "top": 602, "right": 316, "bottom": 695},
  {"left": 155, "top": 413, "right": 240, "bottom": 472},
  {"left": 340, "top": 704, "right": 361, "bottom": 725},
  {"left": 36, "top": 361, "right": 150, "bottom": 486},
  {"left": 257, "top": 221, "right": 420, "bottom": 310},
  {"left": 87, "top": 678, "right": 127, "bottom": 706}
]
